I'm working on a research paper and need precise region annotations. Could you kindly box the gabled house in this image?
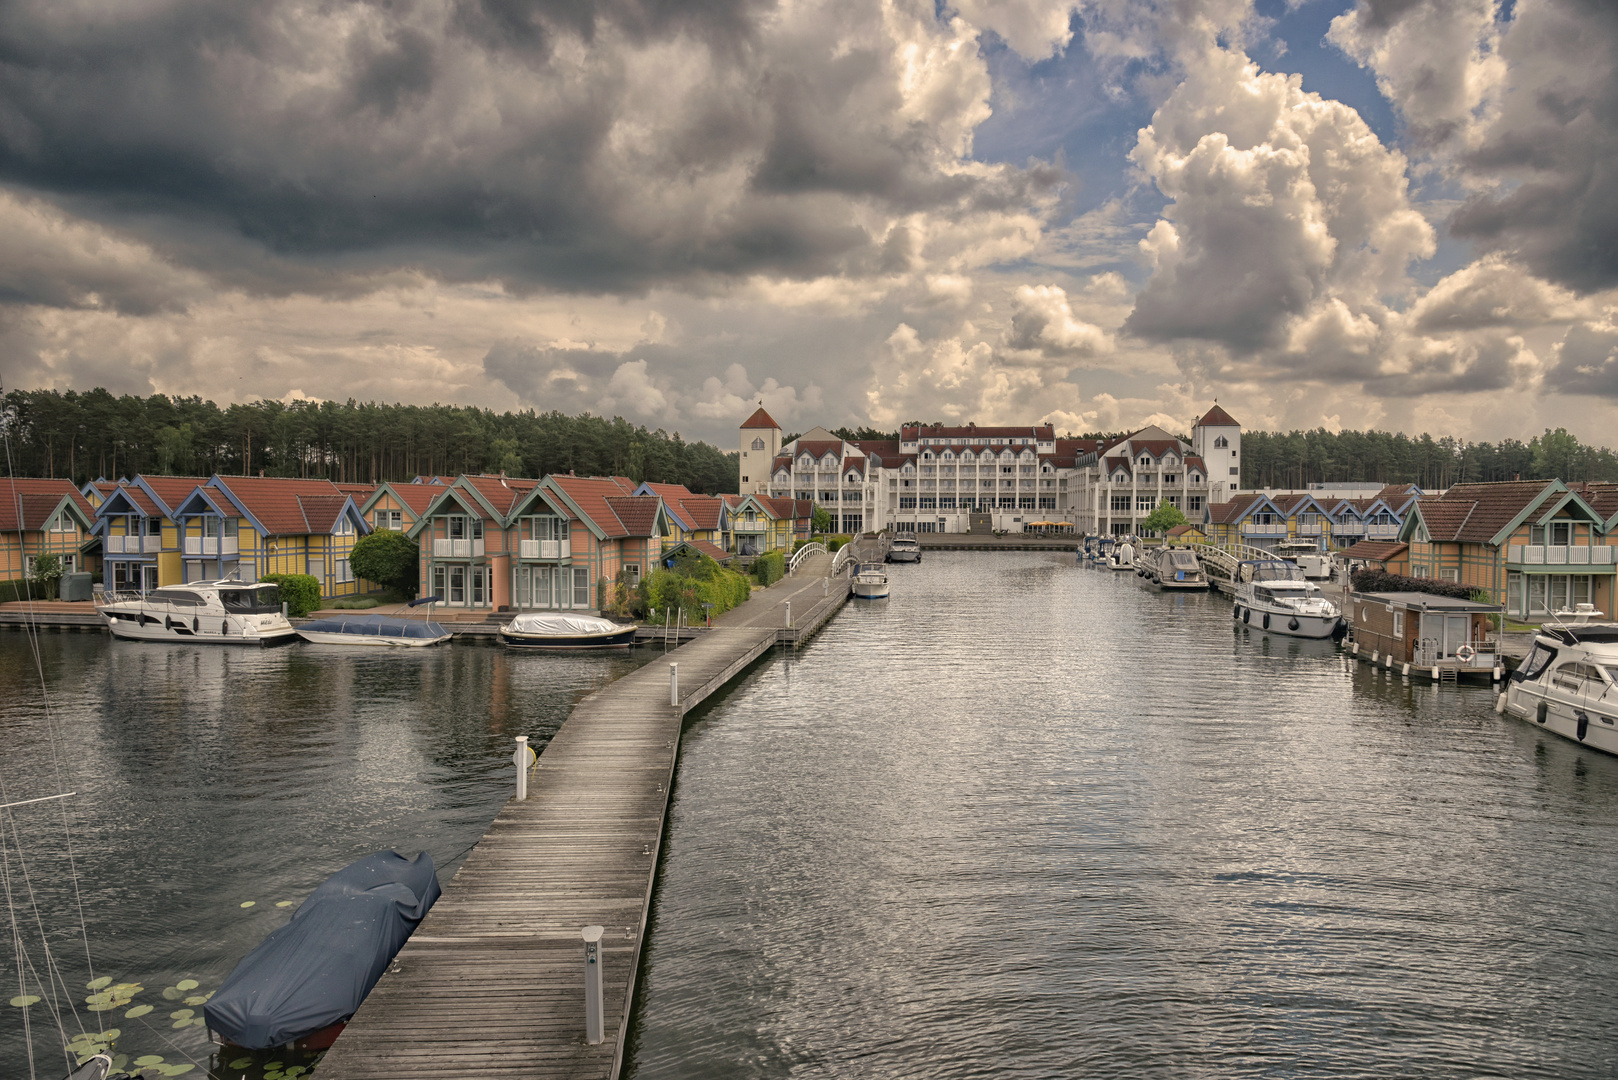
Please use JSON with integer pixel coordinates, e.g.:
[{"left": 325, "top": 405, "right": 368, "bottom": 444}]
[
  {"left": 1400, "top": 480, "right": 1614, "bottom": 622},
  {"left": 173, "top": 476, "right": 371, "bottom": 597},
  {"left": 406, "top": 474, "right": 538, "bottom": 609},
  {"left": 1, "top": 478, "right": 98, "bottom": 582},
  {"left": 634, "top": 482, "right": 731, "bottom": 552},
  {"left": 1204, "top": 493, "right": 1292, "bottom": 550},
  {"left": 538, "top": 475, "right": 667, "bottom": 609},
  {"left": 1269, "top": 493, "right": 1335, "bottom": 550},
  {"left": 93, "top": 475, "right": 210, "bottom": 592},
  {"left": 359, "top": 480, "right": 444, "bottom": 535}
]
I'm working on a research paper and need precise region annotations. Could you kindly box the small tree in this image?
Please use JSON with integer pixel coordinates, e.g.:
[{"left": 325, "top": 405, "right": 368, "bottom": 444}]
[
  {"left": 348, "top": 529, "right": 419, "bottom": 598},
  {"left": 1141, "top": 500, "right": 1188, "bottom": 536},
  {"left": 29, "top": 554, "right": 62, "bottom": 600},
  {"left": 811, "top": 503, "right": 834, "bottom": 535}
]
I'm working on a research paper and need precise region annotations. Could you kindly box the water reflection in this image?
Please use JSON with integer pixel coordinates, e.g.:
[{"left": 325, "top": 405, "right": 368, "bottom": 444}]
[
  {"left": 0, "top": 633, "right": 647, "bottom": 1078},
  {"left": 631, "top": 552, "right": 1618, "bottom": 1079}
]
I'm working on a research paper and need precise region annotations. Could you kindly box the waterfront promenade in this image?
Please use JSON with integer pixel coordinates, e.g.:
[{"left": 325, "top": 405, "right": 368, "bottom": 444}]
[{"left": 315, "top": 550, "right": 849, "bottom": 1080}]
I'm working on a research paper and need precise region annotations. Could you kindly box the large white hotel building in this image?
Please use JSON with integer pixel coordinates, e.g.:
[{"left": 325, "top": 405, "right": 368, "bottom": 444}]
[{"left": 738, "top": 405, "right": 1244, "bottom": 535}]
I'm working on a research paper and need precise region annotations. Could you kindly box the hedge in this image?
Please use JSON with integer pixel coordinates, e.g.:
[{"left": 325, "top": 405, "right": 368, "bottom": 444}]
[
  {"left": 753, "top": 550, "right": 785, "bottom": 586},
  {"left": 262, "top": 573, "right": 322, "bottom": 617},
  {"left": 645, "top": 550, "right": 753, "bottom": 624},
  {"left": 1349, "top": 568, "right": 1476, "bottom": 601},
  {"left": 0, "top": 578, "right": 56, "bottom": 603}
]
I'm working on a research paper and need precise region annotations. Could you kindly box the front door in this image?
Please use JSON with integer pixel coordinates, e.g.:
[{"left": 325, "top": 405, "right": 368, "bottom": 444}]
[
  {"left": 1444, "top": 614, "right": 1470, "bottom": 659},
  {"left": 141, "top": 564, "right": 158, "bottom": 593}
]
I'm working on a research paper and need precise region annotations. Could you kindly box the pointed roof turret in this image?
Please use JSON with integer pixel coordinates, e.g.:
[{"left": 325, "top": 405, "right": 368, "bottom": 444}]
[
  {"left": 1195, "top": 404, "right": 1240, "bottom": 428},
  {"left": 741, "top": 406, "right": 780, "bottom": 430}
]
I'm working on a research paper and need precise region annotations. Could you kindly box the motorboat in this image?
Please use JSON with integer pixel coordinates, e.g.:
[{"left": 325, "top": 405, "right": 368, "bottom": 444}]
[
  {"left": 1108, "top": 540, "right": 1136, "bottom": 571},
  {"left": 1144, "top": 546, "right": 1208, "bottom": 590},
  {"left": 498, "top": 612, "right": 637, "bottom": 649},
  {"left": 1500, "top": 606, "right": 1618, "bottom": 754},
  {"left": 99, "top": 580, "right": 298, "bottom": 645},
  {"left": 887, "top": 536, "right": 922, "bottom": 563},
  {"left": 852, "top": 563, "right": 890, "bottom": 599},
  {"left": 206, "top": 850, "right": 440, "bottom": 1052},
  {"left": 1232, "top": 559, "right": 1341, "bottom": 639},
  {"left": 296, "top": 613, "right": 451, "bottom": 647}
]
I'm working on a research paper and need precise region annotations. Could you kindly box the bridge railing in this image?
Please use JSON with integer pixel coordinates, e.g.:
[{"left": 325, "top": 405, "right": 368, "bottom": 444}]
[
  {"left": 788, "top": 542, "right": 828, "bottom": 576},
  {"left": 831, "top": 544, "right": 856, "bottom": 575}
]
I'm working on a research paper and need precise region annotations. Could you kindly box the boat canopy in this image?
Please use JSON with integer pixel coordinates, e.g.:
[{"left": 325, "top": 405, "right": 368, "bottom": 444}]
[
  {"left": 1166, "top": 551, "right": 1201, "bottom": 569},
  {"left": 504, "top": 613, "right": 622, "bottom": 636},
  {"left": 1239, "top": 559, "right": 1305, "bottom": 583},
  {"left": 204, "top": 851, "right": 440, "bottom": 1049},
  {"left": 301, "top": 614, "right": 449, "bottom": 640}
]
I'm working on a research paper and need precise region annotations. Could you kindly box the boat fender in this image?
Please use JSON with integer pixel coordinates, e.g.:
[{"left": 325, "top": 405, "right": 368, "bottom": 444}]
[
  {"left": 193, "top": 616, "right": 200, "bottom": 633},
  {"left": 1537, "top": 700, "right": 1549, "bottom": 725},
  {"left": 1262, "top": 612, "right": 1271, "bottom": 630},
  {"left": 223, "top": 620, "right": 230, "bottom": 636},
  {"left": 1288, "top": 617, "right": 1300, "bottom": 632},
  {"left": 1577, "top": 711, "right": 1590, "bottom": 741},
  {"left": 1242, "top": 607, "right": 1251, "bottom": 625},
  {"left": 137, "top": 613, "right": 146, "bottom": 627},
  {"left": 1495, "top": 693, "right": 1507, "bottom": 715}
]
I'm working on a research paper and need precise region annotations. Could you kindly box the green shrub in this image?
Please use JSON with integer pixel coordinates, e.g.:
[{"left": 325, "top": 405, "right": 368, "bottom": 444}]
[
  {"left": 645, "top": 557, "right": 754, "bottom": 623},
  {"left": 329, "top": 597, "right": 382, "bottom": 610},
  {"left": 348, "top": 529, "right": 419, "bottom": 598},
  {"left": 753, "top": 550, "right": 785, "bottom": 586},
  {"left": 262, "top": 572, "right": 321, "bottom": 617},
  {"left": 1349, "top": 568, "right": 1476, "bottom": 601},
  {"left": 0, "top": 578, "right": 55, "bottom": 603},
  {"left": 825, "top": 534, "right": 851, "bottom": 552}
]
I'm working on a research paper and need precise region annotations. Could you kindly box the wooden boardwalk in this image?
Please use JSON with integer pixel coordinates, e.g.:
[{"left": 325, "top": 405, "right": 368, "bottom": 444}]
[{"left": 316, "top": 553, "right": 846, "bottom": 1080}]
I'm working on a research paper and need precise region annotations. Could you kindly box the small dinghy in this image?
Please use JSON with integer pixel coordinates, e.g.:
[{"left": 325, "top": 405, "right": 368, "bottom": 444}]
[
  {"left": 498, "top": 612, "right": 637, "bottom": 649},
  {"left": 205, "top": 850, "right": 440, "bottom": 1051},
  {"left": 295, "top": 613, "right": 451, "bottom": 647}
]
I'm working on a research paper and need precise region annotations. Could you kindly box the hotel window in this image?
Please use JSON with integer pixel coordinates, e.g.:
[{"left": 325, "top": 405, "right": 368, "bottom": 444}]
[
  {"left": 1214, "top": 436, "right": 1228, "bottom": 448},
  {"left": 1230, "top": 467, "right": 1239, "bottom": 476},
  {"left": 1189, "top": 496, "right": 1204, "bottom": 512},
  {"left": 374, "top": 509, "right": 403, "bottom": 530},
  {"left": 1111, "top": 495, "right": 1131, "bottom": 512},
  {"left": 1137, "top": 496, "right": 1154, "bottom": 512}
]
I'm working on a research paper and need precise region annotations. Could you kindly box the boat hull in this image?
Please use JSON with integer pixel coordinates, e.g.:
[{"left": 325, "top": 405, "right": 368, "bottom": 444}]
[
  {"left": 852, "top": 582, "right": 890, "bottom": 599},
  {"left": 499, "top": 626, "right": 636, "bottom": 649},
  {"left": 886, "top": 552, "right": 921, "bottom": 563},
  {"left": 294, "top": 629, "right": 449, "bottom": 647},
  {"left": 1233, "top": 604, "right": 1339, "bottom": 639},
  {"left": 104, "top": 611, "right": 298, "bottom": 645},
  {"left": 1504, "top": 684, "right": 1618, "bottom": 756}
]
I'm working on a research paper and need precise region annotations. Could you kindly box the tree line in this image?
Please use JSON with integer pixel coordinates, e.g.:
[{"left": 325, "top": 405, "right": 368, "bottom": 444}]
[
  {"left": 1238, "top": 427, "right": 1618, "bottom": 489},
  {"left": 0, "top": 387, "right": 740, "bottom": 493}
]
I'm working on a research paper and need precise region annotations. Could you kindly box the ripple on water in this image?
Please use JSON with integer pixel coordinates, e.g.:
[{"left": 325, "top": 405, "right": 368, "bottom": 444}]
[{"left": 629, "top": 553, "right": 1618, "bottom": 1079}]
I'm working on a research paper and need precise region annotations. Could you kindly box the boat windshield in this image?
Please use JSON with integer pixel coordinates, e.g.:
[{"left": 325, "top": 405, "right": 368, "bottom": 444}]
[
  {"left": 1519, "top": 642, "right": 1558, "bottom": 681},
  {"left": 221, "top": 586, "right": 282, "bottom": 613},
  {"left": 1168, "top": 552, "right": 1200, "bottom": 569},
  {"left": 1246, "top": 561, "right": 1304, "bottom": 583}
]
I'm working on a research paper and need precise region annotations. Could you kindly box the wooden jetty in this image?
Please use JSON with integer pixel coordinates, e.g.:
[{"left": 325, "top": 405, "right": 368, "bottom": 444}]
[{"left": 315, "top": 550, "right": 852, "bottom": 1080}]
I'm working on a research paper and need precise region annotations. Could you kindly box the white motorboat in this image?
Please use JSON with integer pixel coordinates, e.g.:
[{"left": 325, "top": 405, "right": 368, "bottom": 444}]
[
  {"left": 296, "top": 613, "right": 451, "bottom": 647},
  {"left": 1232, "top": 559, "right": 1341, "bottom": 639},
  {"left": 498, "top": 612, "right": 637, "bottom": 649},
  {"left": 852, "top": 564, "right": 890, "bottom": 599},
  {"left": 99, "top": 580, "right": 298, "bottom": 645},
  {"left": 887, "top": 537, "right": 922, "bottom": 563},
  {"left": 1109, "top": 541, "right": 1136, "bottom": 571},
  {"left": 1143, "top": 546, "right": 1209, "bottom": 590},
  {"left": 1500, "top": 606, "right": 1618, "bottom": 753}
]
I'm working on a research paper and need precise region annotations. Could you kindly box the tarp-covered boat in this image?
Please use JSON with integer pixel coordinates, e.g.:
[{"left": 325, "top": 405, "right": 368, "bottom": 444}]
[
  {"left": 205, "top": 851, "right": 440, "bottom": 1050},
  {"left": 295, "top": 613, "right": 451, "bottom": 647},
  {"left": 498, "top": 613, "right": 637, "bottom": 649}
]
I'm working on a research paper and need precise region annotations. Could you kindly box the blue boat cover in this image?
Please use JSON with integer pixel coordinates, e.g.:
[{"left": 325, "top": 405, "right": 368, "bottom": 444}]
[
  {"left": 300, "top": 614, "right": 448, "bottom": 639},
  {"left": 204, "top": 851, "right": 441, "bottom": 1048}
]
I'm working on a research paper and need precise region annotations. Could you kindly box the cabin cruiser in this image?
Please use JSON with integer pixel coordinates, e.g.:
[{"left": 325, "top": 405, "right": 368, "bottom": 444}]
[
  {"left": 499, "top": 613, "right": 637, "bottom": 649},
  {"left": 1500, "top": 606, "right": 1618, "bottom": 754},
  {"left": 99, "top": 580, "right": 298, "bottom": 645},
  {"left": 887, "top": 536, "right": 922, "bottom": 563},
  {"left": 852, "top": 563, "right": 890, "bottom": 599},
  {"left": 1108, "top": 540, "right": 1136, "bottom": 571},
  {"left": 1143, "top": 546, "right": 1209, "bottom": 590},
  {"left": 1232, "top": 560, "right": 1341, "bottom": 639}
]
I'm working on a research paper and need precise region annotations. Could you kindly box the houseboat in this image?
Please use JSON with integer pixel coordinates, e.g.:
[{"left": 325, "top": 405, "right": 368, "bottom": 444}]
[
  {"left": 1143, "top": 546, "right": 1209, "bottom": 590},
  {"left": 1346, "top": 590, "right": 1503, "bottom": 680},
  {"left": 1500, "top": 607, "right": 1618, "bottom": 752},
  {"left": 99, "top": 581, "right": 298, "bottom": 645},
  {"left": 1232, "top": 560, "right": 1342, "bottom": 639}
]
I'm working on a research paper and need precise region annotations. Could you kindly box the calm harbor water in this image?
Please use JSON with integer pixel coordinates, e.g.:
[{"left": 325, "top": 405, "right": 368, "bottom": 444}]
[
  {"left": 627, "top": 552, "right": 1618, "bottom": 1078},
  {"left": 5, "top": 551, "right": 1618, "bottom": 1078},
  {"left": 0, "top": 635, "right": 646, "bottom": 1078}
]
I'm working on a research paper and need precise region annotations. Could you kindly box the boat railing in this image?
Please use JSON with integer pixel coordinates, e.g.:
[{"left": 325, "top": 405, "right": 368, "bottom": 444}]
[
  {"left": 1414, "top": 637, "right": 1499, "bottom": 667},
  {"left": 95, "top": 590, "right": 148, "bottom": 608}
]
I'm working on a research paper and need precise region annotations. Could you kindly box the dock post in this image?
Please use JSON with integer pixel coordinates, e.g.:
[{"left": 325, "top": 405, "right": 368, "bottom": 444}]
[
  {"left": 669, "top": 663, "right": 678, "bottom": 708},
  {"left": 785, "top": 601, "right": 791, "bottom": 629},
  {"left": 823, "top": 577, "right": 828, "bottom": 596},
  {"left": 581, "top": 925, "right": 604, "bottom": 1045},
  {"left": 514, "top": 736, "right": 529, "bottom": 801}
]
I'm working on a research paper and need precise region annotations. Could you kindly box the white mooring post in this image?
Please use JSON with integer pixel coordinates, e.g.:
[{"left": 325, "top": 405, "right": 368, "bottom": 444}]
[
  {"left": 823, "top": 577, "right": 828, "bottom": 596},
  {"left": 785, "top": 601, "right": 791, "bottom": 629},
  {"left": 669, "top": 663, "right": 678, "bottom": 708},
  {"left": 581, "top": 924, "right": 605, "bottom": 1045},
  {"left": 514, "top": 736, "right": 529, "bottom": 801}
]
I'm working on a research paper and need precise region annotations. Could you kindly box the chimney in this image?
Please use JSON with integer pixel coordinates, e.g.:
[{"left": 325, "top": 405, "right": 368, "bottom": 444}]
[{"left": 258, "top": 469, "right": 264, "bottom": 477}]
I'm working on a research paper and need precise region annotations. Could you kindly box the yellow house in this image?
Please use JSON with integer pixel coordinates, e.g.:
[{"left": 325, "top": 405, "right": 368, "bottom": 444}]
[
  {"left": 1, "top": 478, "right": 98, "bottom": 582},
  {"left": 93, "top": 475, "right": 212, "bottom": 591}
]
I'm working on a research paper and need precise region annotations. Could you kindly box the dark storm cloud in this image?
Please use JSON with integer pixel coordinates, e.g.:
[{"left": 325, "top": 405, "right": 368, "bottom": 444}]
[
  {"left": 1449, "top": 0, "right": 1618, "bottom": 293},
  {"left": 1546, "top": 322, "right": 1618, "bottom": 397},
  {"left": 0, "top": 0, "right": 1050, "bottom": 300}
]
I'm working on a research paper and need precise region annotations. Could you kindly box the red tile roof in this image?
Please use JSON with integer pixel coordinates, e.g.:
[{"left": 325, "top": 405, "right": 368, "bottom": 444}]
[
  {"left": 548, "top": 475, "right": 653, "bottom": 537},
  {"left": 106, "top": 481, "right": 161, "bottom": 516},
  {"left": 1342, "top": 540, "right": 1408, "bottom": 561},
  {"left": 687, "top": 539, "right": 733, "bottom": 562},
  {"left": 207, "top": 476, "right": 355, "bottom": 536},
  {"left": 141, "top": 476, "right": 212, "bottom": 514},
  {"left": 853, "top": 440, "right": 901, "bottom": 464},
  {"left": 0, "top": 478, "right": 95, "bottom": 531},
  {"left": 1196, "top": 404, "right": 1240, "bottom": 428},
  {"left": 1166, "top": 524, "right": 1203, "bottom": 537},
  {"left": 741, "top": 406, "right": 780, "bottom": 430},
  {"left": 333, "top": 483, "right": 377, "bottom": 499},
  {"left": 605, "top": 496, "right": 661, "bottom": 537},
  {"left": 1206, "top": 494, "right": 1267, "bottom": 525},
  {"left": 1417, "top": 481, "right": 1556, "bottom": 544},
  {"left": 902, "top": 424, "right": 1054, "bottom": 440},
  {"left": 679, "top": 496, "right": 724, "bottom": 530},
  {"left": 381, "top": 482, "right": 443, "bottom": 517},
  {"left": 459, "top": 474, "right": 541, "bottom": 518},
  {"left": 793, "top": 440, "right": 845, "bottom": 462}
]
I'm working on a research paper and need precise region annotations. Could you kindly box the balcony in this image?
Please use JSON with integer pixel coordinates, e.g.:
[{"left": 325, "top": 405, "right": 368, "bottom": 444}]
[
  {"left": 519, "top": 539, "right": 571, "bottom": 560},
  {"left": 734, "top": 519, "right": 767, "bottom": 533},
  {"left": 1508, "top": 544, "right": 1618, "bottom": 567},
  {"left": 1243, "top": 522, "right": 1287, "bottom": 536},
  {"left": 432, "top": 538, "right": 486, "bottom": 558},
  {"left": 106, "top": 535, "right": 157, "bottom": 555},
  {"left": 1365, "top": 524, "right": 1400, "bottom": 538},
  {"left": 1335, "top": 521, "right": 1366, "bottom": 536},
  {"left": 182, "top": 536, "right": 239, "bottom": 556}
]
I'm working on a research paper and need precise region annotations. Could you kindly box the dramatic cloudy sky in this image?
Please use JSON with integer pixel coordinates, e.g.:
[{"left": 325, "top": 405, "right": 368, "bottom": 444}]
[{"left": 2, "top": 0, "right": 1615, "bottom": 444}]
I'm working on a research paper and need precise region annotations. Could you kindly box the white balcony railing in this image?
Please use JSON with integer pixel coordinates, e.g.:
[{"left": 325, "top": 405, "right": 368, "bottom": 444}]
[
  {"left": 735, "top": 520, "right": 766, "bottom": 532},
  {"left": 432, "top": 538, "right": 484, "bottom": 558},
  {"left": 1365, "top": 524, "right": 1400, "bottom": 538},
  {"left": 519, "top": 539, "right": 569, "bottom": 559},
  {"left": 1509, "top": 544, "right": 1617, "bottom": 566},
  {"left": 1244, "top": 522, "right": 1288, "bottom": 535},
  {"left": 183, "top": 536, "right": 200, "bottom": 555},
  {"left": 1335, "top": 521, "right": 1366, "bottom": 535}
]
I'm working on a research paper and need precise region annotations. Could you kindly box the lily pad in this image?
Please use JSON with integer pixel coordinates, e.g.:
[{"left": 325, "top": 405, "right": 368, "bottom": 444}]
[
  {"left": 239, "top": 901, "right": 256, "bottom": 908},
  {"left": 161, "top": 986, "right": 183, "bottom": 1000},
  {"left": 133, "top": 1055, "right": 165, "bottom": 1067},
  {"left": 175, "top": 979, "right": 199, "bottom": 991},
  {"left": 126, "top": 1005, "right": 153, "bottom": 1019},
  {"left": 86, "top": 1002, "right": 118, "bottom": 1012},
  {"left": 276, "top": 900, "right": 295, "bottom": 908},
  {"left": 87, "top": 976, "right": 112, "bottom": 990},
  {"left": 227, "top": 1058, "right": 253, "bottom": 1069},
  {"left": 8, "top": 995, "right": 41, "bottom": 1007},
  {"left": 169, "top": 1008, "right": 194, "bottom": 1020},
  {"left": 102, "top": 1028, "right": 122, "bottom": 1041}
]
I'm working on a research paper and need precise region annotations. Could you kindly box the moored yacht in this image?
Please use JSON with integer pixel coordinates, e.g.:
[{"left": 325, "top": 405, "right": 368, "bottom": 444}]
[
  {"left": 1144, "top": 546, "right": 1208, "bottom": 590},
  {"left": 852, "top": 563, "right": 890, "bottom": 599},
  {"left": 887, "top": 536, "right": 922, "bottom": 563},
  {"left": 1108, "top": 540, "right": 1136, "bottom": 571},
  {"left": 1232, "top": 560, "right": 1341, "bottom": 639},
  {"left": 99, "top": 580, "right": 297, "bottom": 645},
  {"left": 1500, "top": 607, "right": 1618, "bottom": 753}
]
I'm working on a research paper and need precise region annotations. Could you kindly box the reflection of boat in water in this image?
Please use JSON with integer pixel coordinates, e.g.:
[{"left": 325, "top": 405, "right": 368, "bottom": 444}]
[
  {"left": 99, "top": 580, "right": 298, "bottom": 645},
  {"left": 1232, "top": 559, "right": 1342, "bottom": 639},
  {"left": 1501, "top": 606, "right": 1618, "bottom": 754},
  {"left": 206, "top": 851, "right": 440, "bottom": 1052},
  {"left": 852, "top": 564, "right": 890, "bottom": 599},
  {"left": 498, "top": 612, "right": 637, "bottom": 649},
  {"left": 296, "top": 614, "right": 451, "bottom": 647},
  {"left": 1143, "top": 546, "right": 1209, "bottom": 590}
]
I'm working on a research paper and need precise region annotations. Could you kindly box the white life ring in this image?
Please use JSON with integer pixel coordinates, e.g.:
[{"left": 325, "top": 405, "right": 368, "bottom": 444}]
[{"left": 1456, "top": 644, "right": 1475, "bottom": 662}]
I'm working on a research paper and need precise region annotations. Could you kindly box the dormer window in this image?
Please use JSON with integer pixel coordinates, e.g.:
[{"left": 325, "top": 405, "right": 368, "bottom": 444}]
[
  {"left": 1214, "top": 436, "right": 1228, "bottom": 449},
  {"left": 942, "top": 450, "right": 953, "bottom": 460},
  {"left": 923, "top": 451, "right": 933, "bottom": 460},
  {"left": 334, "top": 515, "right": 355, "bottom": 536},
  {"left": 799, "top": 454, "right": 813, "bottom": 468},
  {"left": 1138, "top": 454, "right": 1150, "bottom": 465},
  {"left": 752, "top": 437, "right": 765, "bottom": 451}
]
